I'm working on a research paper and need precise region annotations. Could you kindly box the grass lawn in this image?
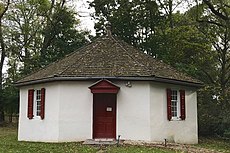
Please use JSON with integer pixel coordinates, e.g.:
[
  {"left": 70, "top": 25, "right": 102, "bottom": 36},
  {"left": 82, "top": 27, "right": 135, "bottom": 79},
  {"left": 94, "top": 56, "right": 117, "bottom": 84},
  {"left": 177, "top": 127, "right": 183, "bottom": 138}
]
[
  {"left": 0, "top": 124, "right": 175, "bottom": 153},
  {"left": 196, "top": 137, "right": 230, "bottom": 153},
  {"left": 0, "top": 124, "right": 230, "bottom": 153}
]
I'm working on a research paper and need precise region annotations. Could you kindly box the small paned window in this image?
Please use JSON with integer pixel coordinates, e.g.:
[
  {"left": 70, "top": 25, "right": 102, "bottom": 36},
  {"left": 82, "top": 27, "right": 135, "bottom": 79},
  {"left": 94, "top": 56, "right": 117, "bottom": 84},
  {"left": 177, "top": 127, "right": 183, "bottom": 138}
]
[
  {"left": 35, "top": 89, "right": 41, "bottom": 117},
  {"left": 167, "top": 88, "right": 186, "bottom": 121},
  {"left": 27, "top": 88, "right": 45, "bottom": 120},
  {"left": 35, "top": 90, "right": 41, "bottom": 116},
  {"left": 171, "top": 90, "right": 180, "bottom": 119}
]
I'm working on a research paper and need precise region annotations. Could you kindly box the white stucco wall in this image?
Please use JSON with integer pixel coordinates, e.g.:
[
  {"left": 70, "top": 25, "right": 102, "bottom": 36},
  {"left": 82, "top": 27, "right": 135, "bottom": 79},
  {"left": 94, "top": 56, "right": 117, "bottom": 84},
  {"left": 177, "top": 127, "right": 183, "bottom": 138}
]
[
  {"left": 56, "top": 81, "right": 151, "bottom": 141},
  {"left": 58, "top": 81, "right": 94, "bottom": 141},
  {"left": 18, "top": 83, "right": 61, "bottom": 142},
  {"left": 116, "top": 81, "right": 151, "bottom": 141},
  {"left": 18, "top": 80, "right": 198, "bottom": 144},
  {"left": 150, "top": 82, "right": 198, "bottom": 144},
  {"left": 18, "top": 81, "right": 95, "bottom": 142}
]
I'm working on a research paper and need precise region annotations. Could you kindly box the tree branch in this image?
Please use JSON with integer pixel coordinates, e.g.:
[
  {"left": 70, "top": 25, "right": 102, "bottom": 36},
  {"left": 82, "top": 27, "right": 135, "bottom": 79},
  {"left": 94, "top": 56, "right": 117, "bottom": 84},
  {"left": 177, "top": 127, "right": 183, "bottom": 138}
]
[
  {"left": 201, "top": 68, "right": 216, "bottom": 84},
  {"left": 156, "top": 0, "right": 169, "bottom": 15},
  {"left": 203, "top": 0, "right": 229, "bottom": 21},
  {"left": 197, "top": 19, "right": 225, "bottom": 27}
]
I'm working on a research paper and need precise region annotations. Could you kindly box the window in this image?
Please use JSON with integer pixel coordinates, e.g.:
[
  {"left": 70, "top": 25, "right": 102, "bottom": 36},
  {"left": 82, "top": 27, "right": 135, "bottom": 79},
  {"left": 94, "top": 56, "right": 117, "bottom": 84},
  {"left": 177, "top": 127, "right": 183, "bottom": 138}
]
[
  {"left": 166, "top": 89, "right": 185, "bottom": 121},
  {"left": 35, "top": 89, "right": 41, "bottom": 117},
  {"left": 171, "top": 90, "right": 180, "bottom": 119},
  {"left": 27, "top": 88, "right": 45, "bottom": 120}
]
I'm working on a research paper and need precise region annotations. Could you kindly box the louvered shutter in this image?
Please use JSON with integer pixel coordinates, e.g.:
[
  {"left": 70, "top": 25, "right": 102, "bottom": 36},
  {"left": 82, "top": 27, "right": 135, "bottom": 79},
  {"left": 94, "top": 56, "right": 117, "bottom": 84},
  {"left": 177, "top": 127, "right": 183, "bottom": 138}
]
[
  {"left": 166, "top": 88, "right": 172, "bottom": 121},
  {"left": 40, "top": 88, "right": 45, "bottom": 120},
  {"left": 28, "top": 89, "right": 34, "bottom": 119},
  {"left": 180, "top": 90, "right": 186, "bottom": 120}
]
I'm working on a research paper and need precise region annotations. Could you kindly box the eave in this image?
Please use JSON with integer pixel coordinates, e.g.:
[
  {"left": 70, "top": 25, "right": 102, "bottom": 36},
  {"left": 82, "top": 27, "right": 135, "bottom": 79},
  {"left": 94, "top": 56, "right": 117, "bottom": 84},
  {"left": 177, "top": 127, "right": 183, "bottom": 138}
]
[{"left": 14, "top": 76, "right": 204, "bottom": 88}]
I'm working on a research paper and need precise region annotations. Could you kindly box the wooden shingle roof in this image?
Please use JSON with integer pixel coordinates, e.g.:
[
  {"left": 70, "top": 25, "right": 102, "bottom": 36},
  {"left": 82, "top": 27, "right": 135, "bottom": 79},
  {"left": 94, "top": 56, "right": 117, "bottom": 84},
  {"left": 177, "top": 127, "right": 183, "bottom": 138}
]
[{"left": 16, "top": 34, "right": 202, "bottom": 87}]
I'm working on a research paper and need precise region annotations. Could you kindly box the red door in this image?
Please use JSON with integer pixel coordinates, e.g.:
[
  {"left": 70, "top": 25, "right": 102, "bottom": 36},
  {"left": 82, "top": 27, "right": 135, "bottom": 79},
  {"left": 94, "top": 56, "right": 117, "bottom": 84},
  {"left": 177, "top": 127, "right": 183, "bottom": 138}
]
[{"left": 93, "top": 93, "right": 116, "bottom": 139}]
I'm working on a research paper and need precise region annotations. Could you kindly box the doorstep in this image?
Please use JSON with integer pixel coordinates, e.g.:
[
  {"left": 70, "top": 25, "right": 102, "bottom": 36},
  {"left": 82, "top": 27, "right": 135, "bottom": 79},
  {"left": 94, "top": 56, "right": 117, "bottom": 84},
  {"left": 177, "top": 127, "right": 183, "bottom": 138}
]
[{"left": 83, "top": 139, "right": 118, "bottom": 145}]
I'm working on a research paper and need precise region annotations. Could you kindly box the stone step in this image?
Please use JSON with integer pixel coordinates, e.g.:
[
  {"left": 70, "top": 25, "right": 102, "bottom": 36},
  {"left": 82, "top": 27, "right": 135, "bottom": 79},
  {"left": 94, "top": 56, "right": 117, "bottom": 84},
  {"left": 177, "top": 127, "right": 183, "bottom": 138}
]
[{"left": 83, "top": 139, "right": 118, "bottom": 145}]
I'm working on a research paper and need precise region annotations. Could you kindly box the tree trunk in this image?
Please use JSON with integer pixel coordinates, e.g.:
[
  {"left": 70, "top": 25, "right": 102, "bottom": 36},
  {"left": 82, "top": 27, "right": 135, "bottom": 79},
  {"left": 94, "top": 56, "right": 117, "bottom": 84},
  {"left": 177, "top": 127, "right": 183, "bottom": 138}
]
[
  {"left": 169, "top": 0, "right": 173, "bottom": 28},
  {"left": 0, "top": 0, "right": 10, "bottom": 123},
  {"left": 9, "top": 113, "right": 12, "bottom": 123},
  {"left": 0, "top": 21, "right": 6, "bottom": 123}
]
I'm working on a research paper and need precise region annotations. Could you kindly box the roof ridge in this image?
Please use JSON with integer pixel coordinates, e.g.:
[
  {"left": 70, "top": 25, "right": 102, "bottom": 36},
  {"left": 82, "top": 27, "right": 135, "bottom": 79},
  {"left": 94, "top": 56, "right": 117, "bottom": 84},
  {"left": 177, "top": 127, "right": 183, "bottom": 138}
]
[
  {"left": 110, "top": 36, "right": 152, "bottom": 76},
  {"left": 114, "top": 38, "right": 201, "bottom": 82}
]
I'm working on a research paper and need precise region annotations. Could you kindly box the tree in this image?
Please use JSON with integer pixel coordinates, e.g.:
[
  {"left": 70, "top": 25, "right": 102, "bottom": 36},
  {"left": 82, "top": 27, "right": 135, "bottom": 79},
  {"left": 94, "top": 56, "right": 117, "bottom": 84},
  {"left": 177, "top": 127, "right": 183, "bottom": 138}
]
[
  {"left": 0, "top": 0, "right": 10, "bottom": 123},
  {"left": 191, "top": 0, "right": 230, "bottom": 136},
  {"left": 2, "top": 58, "right": 19, "bottom": 122},
  {"left": 0, "top": 0, "right": 90, "bottom": 123},
  {"left": 90, "top": 0, "right": 213, "bottom": 76},
  {"left": 41, "top": 5, "right": 89, "bottom": 65},
  {"left": 6, "top": 0, "right": 89, "bottom": 75},
  {"left": 90, "top": 0, "right": 164, "bottom": 55}
]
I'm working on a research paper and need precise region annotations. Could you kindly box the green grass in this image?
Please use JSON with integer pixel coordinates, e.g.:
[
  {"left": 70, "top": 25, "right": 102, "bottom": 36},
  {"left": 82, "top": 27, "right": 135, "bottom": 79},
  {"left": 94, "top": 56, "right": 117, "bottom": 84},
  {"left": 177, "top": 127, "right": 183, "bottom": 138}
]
[
  {"left": 196, "top": 137, "right": 230, "bottom": 153},
  {"left": 0, "top": 125, "right": 174, "bottom": 153},
  {"left": 1, "top": 124, "right": 230, "bottom": 153}
]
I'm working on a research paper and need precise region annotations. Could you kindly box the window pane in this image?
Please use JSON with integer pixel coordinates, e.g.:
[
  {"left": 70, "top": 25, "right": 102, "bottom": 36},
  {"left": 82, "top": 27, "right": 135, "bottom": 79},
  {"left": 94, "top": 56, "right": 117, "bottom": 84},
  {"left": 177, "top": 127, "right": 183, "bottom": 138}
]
[
  {"left": 171, "top": 90, "right": 178, "bottom": 117},
  {"left": 36, "top": 90, "right": 41, "bottom": 117}
]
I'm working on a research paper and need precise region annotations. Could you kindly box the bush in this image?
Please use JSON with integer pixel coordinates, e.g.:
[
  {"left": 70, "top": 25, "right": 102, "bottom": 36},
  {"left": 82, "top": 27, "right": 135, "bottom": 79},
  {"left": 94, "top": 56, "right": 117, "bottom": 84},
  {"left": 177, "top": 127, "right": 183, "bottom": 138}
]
[{"left": 223, "top": 129, "right": 230, "bottom": 138}]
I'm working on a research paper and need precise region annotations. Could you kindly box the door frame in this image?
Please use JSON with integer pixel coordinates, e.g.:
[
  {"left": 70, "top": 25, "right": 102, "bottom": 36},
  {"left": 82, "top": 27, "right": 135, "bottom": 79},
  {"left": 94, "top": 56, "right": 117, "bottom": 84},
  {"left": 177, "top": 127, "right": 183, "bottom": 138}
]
[
  {"left": 89, "top": 79, "right": 120, "bottom": 139},
  {"left": 92, "top": 93, "right": 117, "bottom": 139}
]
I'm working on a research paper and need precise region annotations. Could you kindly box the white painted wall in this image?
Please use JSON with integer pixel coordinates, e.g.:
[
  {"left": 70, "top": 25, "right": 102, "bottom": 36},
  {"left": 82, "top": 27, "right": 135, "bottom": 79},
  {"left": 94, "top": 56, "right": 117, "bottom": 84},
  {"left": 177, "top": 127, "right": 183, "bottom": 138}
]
[
  {"left": 18, "top": 83, "right": 61, "bottom": 142},
  {"left": 150, "top": 82, "right": 198, "bottom": 144},
  {"left": 18, "top": 81, "right": 95, "bottom": 142},
  {"left": 57, "top": 81, "right": 151, "bottom": 141},
  {"left": 18, "top": 80, "right": 198, "bottom": 144},
  {"left": 116, "top": 81, "right": 151, "bottom": 141},
  {"left": 58, "top": 81, "right": 94, "bottom": 141}
]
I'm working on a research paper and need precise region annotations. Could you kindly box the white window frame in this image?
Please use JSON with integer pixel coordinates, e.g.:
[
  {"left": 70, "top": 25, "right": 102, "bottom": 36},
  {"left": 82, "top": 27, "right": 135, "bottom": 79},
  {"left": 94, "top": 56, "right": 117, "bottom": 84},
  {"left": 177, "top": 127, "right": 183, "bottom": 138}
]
[
  {"left": 171, "top": 89, "right": 181, "bottom": 120},
  {"left": 34, "top": 89, "right": 41, "bottom": 118}
]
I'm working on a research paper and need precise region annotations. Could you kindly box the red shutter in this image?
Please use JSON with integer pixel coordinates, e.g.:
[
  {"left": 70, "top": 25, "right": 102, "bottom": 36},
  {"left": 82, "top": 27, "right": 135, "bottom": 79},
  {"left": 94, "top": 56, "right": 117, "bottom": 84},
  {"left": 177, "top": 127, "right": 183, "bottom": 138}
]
[
  {"left": 40, "top": 88, "right": 45, "bottom": 120},
  {"left": 166, "top": 88, "right": 172, "bottom": 121},
  {"left": 28, "top": 89, "right": 34, "bottom": 119},
  {"left": 180, "top": 90, "right": 186, "bottom": 120}
]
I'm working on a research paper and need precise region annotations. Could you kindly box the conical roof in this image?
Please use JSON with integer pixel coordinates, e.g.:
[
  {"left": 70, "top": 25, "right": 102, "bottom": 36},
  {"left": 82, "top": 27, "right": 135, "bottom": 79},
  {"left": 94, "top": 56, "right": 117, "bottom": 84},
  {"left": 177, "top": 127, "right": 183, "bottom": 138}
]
[{"left": 16, "top": 34, "right": 202, "bottom": 87}]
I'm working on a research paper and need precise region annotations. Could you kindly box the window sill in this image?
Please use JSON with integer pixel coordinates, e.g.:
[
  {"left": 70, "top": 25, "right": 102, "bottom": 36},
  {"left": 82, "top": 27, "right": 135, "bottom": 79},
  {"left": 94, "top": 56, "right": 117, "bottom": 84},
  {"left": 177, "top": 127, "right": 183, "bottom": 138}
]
[
  {"left": 171, "top": 117, "right": 182, "bottom": 121},
  {"left": 32, "top": 116, "right": 42, "bottom": 120}
]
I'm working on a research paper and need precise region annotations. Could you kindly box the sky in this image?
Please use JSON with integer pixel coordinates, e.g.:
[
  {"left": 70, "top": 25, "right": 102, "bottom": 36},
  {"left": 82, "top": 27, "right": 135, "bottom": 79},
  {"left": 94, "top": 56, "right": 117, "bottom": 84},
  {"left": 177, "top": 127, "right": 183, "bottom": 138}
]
[{"left": 73, "top": 0, "right": 96, "bottom": 35}]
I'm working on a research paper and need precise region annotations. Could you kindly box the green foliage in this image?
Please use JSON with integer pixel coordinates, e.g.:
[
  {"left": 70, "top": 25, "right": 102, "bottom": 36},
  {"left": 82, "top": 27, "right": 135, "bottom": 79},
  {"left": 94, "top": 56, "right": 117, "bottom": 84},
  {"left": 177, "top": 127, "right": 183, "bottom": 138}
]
[
  {"left": 41, "top": 6, "right": 89, "bottom": 65},
  {"left": 0, "top": 2, "right": 4, "bottom": 15},
  {"left": 198, "top": 86, "right": 222, "bottom": 136},
  {"left": 28, "top": 0, "right": 51, "bottom": 16},
  {"left": 1, "top": 0, "right": 90, "bottom": 123},
  {"left": 2, "top": 85, "right": 19, "bottom": 116},
  {"left": 90, "top": 0, "right": 164, "bottom": 51},
  {"left": 2, "top": 59, "right": 20, "bottom": 117},
  {"left": 223, "top": 129, "right": 230, "bottom": 138},
  {"left": 4, "top": 0, "right": 90, "bottom": 75},
  {"left": 193, "top": 0, "right": 230, "bottom": 137}
]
